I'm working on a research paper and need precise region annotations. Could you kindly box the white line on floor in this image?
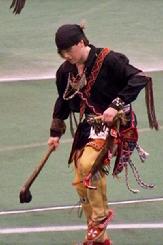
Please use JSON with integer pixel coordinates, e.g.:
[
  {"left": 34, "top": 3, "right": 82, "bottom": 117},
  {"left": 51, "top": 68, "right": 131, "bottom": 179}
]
[
  {"left": 0, "top": 197, "right": 162, "bottom": 216},
  {"left": 0, "top": 126, "right": 162, "bottom": 152},
  {"left": 0, "top": 223, "right": 163, "bottom": 234},
  {"left": 0, "top": 68, "right": 162, "bottom": 82}
]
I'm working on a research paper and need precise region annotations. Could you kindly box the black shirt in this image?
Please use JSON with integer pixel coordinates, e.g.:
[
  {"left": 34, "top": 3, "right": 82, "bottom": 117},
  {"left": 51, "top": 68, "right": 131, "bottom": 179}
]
[{"left": 52, "top": 45, "right": 148, "bottom": 121}]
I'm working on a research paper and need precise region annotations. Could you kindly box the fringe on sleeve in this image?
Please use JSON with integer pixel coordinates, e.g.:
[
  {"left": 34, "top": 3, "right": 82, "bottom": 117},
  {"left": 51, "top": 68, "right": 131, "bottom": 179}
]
[{"left": 145, "top": 77, "right": 159, "bottom": 130}]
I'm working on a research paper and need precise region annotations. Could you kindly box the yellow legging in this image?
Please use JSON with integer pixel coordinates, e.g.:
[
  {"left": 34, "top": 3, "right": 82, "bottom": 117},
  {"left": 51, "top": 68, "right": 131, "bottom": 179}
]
[{"left": 73, "top": 144, "right": 110, "bottom": 242}]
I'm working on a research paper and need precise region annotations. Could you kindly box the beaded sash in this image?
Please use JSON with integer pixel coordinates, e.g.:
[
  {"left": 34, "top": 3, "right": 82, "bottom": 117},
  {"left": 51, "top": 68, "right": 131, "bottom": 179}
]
[{"left": 79, "top": 48, "right": 110, "bottom": 120}]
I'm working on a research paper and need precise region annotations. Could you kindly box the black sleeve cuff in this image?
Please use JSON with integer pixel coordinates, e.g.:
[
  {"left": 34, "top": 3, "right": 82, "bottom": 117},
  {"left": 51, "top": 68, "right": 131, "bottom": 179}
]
[
  {"left": 50, "top": 118, "right": 66, "bottom": 137},
  {"left": 50, "top": 129, "right": 62, "bottom": 138}
]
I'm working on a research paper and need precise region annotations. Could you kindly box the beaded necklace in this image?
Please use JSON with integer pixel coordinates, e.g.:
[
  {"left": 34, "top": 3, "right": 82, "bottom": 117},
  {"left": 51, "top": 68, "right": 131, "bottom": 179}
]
[{"left": 63, "top": 70, "right": 87, "bottom": 100}]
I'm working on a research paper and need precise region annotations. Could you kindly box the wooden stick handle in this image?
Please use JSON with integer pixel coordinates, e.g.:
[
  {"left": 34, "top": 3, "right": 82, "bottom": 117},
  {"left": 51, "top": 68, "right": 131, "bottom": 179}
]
[
  {"left": 87, "top": 110, "right": 125, "bottom": 124},
  {"left": 21, "top": 145, "right": 55, "bottom": 191}
]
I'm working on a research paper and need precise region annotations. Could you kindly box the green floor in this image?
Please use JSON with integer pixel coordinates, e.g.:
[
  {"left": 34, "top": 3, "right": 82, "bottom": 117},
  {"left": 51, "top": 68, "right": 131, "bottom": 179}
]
[
  {"left": 0, "top": 0, "right": 163, "bottom": 80},
  {"left": 0, "top": 72, "right": 162, "bottom": 244},
  {"left": 0, "top": 1, "right": 163, "bottom": 244}
]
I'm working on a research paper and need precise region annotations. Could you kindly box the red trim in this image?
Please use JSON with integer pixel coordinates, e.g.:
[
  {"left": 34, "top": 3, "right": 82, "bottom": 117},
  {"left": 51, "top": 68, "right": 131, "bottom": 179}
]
[{"left": 79, "top": 48, "right": 110, "bottom": 120}]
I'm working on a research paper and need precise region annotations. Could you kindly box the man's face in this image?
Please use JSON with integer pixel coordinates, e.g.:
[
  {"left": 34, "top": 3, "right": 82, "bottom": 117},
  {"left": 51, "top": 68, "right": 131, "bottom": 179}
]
[{"left": 59, "top": 40, "right": 85, "bottom": 64}]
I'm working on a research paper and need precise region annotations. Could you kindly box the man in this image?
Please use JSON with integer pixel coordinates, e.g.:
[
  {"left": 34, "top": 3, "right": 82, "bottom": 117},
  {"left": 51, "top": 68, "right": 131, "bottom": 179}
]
[{"left": 48, "top": 24, "right": 158, "bottom": 245}]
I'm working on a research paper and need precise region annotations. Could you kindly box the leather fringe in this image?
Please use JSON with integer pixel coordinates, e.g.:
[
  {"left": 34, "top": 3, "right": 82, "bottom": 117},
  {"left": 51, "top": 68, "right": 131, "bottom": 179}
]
[
  {"left": 145, "top": 77, "right": 159, "bottom": 130},
  {"left": 70, "top": 112, "right": 79, "bottom": 138}
]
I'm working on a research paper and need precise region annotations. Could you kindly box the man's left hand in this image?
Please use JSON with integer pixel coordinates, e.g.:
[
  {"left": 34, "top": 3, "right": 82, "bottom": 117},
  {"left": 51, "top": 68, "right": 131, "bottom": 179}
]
[{"left": 103, "top": 107, "right": 118, "bottom": 124}]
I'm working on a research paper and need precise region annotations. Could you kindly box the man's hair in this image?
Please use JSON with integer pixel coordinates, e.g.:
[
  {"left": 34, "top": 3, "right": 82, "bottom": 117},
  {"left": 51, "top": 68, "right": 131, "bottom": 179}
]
[{"left": 55, "top": 24, "right": 89, "bottom": 53}]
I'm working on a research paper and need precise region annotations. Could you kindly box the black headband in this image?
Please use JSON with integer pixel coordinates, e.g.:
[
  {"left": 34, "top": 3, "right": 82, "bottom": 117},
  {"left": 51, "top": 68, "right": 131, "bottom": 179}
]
[{"left": 55, "top": 24, "right": 87, "bottom": 51}]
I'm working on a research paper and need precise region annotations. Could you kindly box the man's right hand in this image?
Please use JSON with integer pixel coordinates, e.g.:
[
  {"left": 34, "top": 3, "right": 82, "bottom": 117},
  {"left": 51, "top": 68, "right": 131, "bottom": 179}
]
[{"left": 48, "top": 137, "right": 60, "bottom": 150}]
